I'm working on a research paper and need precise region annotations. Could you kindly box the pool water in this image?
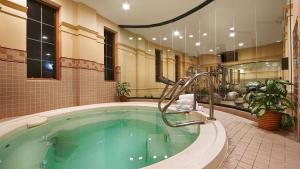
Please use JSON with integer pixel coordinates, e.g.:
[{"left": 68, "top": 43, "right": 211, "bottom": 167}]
[{"left": 0, "top": 107, "right": 199, "bottom": 169}]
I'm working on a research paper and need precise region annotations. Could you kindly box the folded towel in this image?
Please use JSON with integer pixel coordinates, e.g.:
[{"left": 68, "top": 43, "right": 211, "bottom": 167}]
[
  {"left": 178, "top": 94, "right": 194, "bottom": 100},
  {"left": 176, "top": 99, "right": 193, "bottom": 105}
]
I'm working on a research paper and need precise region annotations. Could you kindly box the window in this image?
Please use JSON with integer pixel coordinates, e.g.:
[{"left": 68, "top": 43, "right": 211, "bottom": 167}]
[
  {"left": 155, "top": 49, "right": 162, "bottom": 82},
  {"left": 104, "top": 29, "right": 115, "bottom": 81},
  {"left": 27, "top": 0, "right": 57, "bottom": 79},
  {"left": 175, "top": 55, "right": 180, "bottom": 81}
]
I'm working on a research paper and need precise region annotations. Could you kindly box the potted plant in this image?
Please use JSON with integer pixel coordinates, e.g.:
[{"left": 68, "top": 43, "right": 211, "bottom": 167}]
[
  {"left": 117, "top": 82, "right": 131, "bottom": 102},
  {"left": 245, "top": 80, "right": 295, "bottom": 130}
]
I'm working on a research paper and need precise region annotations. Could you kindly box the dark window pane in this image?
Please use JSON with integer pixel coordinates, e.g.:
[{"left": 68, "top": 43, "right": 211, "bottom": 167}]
[
  {"left": 106, "top": 46, "right": 112, "bottom": 57},
  {"left": 42, "top": 43, "right": 55, "bottom": 61},
  {"left": 42, "top": 6, "right": 55, "bottom": 26},
  {"left": 27, "top": 0, "right": 41, "bottom": 21},
  {"left": 155, "top": 49, "right": 161, "bottom": 82},
  {"left": 42, "top": 61, "right": 55, "bottom": 78},
  {"left": 105, "top": 70, "right": 113, "bottom": 81},
  {"left": 104, "top": 29, "right": 114, "bottom": 81},
  {"left": 107, "top": 58, "right": 113, "bottom": 69},
  {"left": 27, "top": 59, "right": 41, "bottom": 78},
  {"left": 27, "top": 39, "right": 41, "bottom": 60},
  {"left": 27, "top": 20, "right": 41, "bottom": 40},
  {"left": 42, "top": 25, "right": 55, "bottom": 44}
]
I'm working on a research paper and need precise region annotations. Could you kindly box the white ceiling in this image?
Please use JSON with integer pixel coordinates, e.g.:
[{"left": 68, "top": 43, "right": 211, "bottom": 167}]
[
  {"left": 75, "top": 0, "right": 285, "bottom": 56},
  {"left": 74, "top": 0, "right": 206, "bottom": 25}
]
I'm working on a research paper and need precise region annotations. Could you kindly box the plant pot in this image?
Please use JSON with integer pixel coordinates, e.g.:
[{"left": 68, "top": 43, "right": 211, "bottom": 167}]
[
  {"left": 119, "top": 96, "right": 128, "bottom": 102},
  {"left": 258, "top": 112, "right": 282, "bottom": 130}
]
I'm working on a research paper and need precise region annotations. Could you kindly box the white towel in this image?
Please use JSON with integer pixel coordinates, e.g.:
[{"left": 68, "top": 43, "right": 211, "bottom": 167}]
[{"left": 178, "top": 94, "right": 194, "bottom": 100}]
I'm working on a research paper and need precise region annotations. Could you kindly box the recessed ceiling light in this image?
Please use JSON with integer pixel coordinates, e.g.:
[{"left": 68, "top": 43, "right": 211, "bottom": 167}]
[
  {"left": 138, "top": 37, "right": 142, "bottom": 41},
  {"left": 209, "top": 49, "right": 214, "bottom": 52},
  {"left": 229, "top": 32, "right": 236, "bottom": 38},
  {"left": 173, "top": 30, "right": 180, "bottom": 36},
  {"left": 203, "top": 33, "right": 208, "bottom": 36},
  {"left": 189, "top": 34, "right": 194, "bottom": 38},
  {"left": 238, "top": 42, "right": 244, "bottom": 47},
  {"left": 179, "top": 36, "right": 183, "bottom": 39},
  {"left": 229, "top": 27, "right": 235, "bottom": 31},
  {"left": 129, "top": 37, "right": 133, "bottom": 40},
  {"left": 148, "top": 49, "right": 151, "bottom": 52},
  {"left": 163, "top": 37, "right": 168, "bottom": 41},
  {"left": 167, "top": 49, "right": 171, "bottom": 52},
  {"left": 276, "top": 40, "right": 281, "bottom": 43},
  {"left": 195, "top": 42, "right": 201, "bottom": 46},
  {"left": 152, "top": 37, "right": 156, "bottom": 41},
  {"left": 122, "top": 2, "right": 130, "bottom": 10}
]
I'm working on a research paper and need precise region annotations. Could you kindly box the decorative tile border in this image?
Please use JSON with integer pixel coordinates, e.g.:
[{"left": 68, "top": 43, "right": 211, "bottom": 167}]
[
  {"left": 60, "top": 57, "right": 104, "bottom": 72},
  {"left": 0, "top": 47, "right": 26, "bottom": 63}
]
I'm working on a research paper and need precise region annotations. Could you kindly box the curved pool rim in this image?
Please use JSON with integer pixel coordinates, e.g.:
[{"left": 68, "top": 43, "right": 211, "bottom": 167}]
[{"left": 0, "top": 102, "right": 228, "bottom": 169}]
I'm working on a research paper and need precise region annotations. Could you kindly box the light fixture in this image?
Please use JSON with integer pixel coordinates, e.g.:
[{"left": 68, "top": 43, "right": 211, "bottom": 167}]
[
  {"left": 173, "top": 30, "right": 180, "bottom": 36},
  {"left": 276, "top": 40, "right": 281, "bottom": 43},
  {"left": 189, "top": 34, "right": 194, "bottom": 38},
  {"left": 238, "top": 42, "right": 244, "bottom": 47},
  {"left": 46, "top": 53, "right": 51, "bottom": 56},
  {"left": 152, "top": 37, "right": 156, "bottom": 41},
  {"left": 148, "top": 49, "right": 151, "bottom": 52},
  {"left": 195, "top": 42, "right": 201, "bottom": 46},
  {"left": 163, "top": 37, "right": 168, "bottom": 41},
  {"left": 122, "top": 2, "right": 130, "bottom": 10},
  {"left": 42, "top": 36, "right": 48, "bottom": 39},
  {"left": 138, "top": 37, "right": 142, "bottom": 41},
  {"left": 167, "top": 49, "right": 171, "bottom": 52},
  {"left": 229, "top": 27, "right": 235, "bottom": 31},
  {"left": 229, "top": 32, "right": 235, "bottom": 38},
  {"left": 202, "top": 33, "right": 208, "bottom": 36},
  {"left": 209, "top": 49, "right": 214, "bottom": 52},
  {"left": 179, "top": 36, "right": 183, "bottom": 39},
  {"left": 129, "top": 37, "right": 133, "bottom": 40}
]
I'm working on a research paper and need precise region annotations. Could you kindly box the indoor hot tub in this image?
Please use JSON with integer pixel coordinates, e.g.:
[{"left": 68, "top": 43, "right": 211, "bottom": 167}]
[{"left": 0, "top": 102, "right": 227, "bottom": 169}]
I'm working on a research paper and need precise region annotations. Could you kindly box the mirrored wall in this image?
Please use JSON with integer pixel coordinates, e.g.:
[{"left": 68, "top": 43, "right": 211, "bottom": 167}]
[{"left": 119, "top": 0, "right": 290, "bottom": 111}]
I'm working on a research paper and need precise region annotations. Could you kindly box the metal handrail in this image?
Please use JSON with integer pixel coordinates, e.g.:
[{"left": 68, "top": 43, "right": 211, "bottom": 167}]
[{"left": 158, "top": 72, "right": 215, "bottom": 127}]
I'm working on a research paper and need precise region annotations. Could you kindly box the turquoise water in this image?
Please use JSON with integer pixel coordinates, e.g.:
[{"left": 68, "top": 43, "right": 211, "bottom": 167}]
[{"left": 0, "top": 107, "right": 199, "bottom": 169}]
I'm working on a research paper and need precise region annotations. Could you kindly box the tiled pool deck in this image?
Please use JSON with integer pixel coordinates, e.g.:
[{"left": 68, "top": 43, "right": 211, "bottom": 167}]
[{"left": 216, "top": 110, "right": 300, "bottom": 169}]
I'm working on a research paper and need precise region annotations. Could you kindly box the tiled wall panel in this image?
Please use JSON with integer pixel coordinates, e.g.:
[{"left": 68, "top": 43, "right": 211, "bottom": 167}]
[{"left": 0, "top": 47, "right": 117, "bottom": 119}]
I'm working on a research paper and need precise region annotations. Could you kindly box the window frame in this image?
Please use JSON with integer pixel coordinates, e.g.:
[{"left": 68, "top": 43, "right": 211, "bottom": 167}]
[
  {"left": 104, "top": 28, "right": 116, "bottom": 81},
  {"left": 26, "top": 0, "right": 60, "bottom": 80}
]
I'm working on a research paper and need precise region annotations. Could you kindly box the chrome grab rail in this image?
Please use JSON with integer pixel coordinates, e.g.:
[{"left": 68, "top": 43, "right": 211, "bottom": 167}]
[{"left": 158, "top": 72, "right": 215, "bottom": 127}]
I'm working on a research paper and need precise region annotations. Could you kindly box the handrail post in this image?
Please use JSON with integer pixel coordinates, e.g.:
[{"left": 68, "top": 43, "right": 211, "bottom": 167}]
[{"left": 208, "top": 73, "right": 216, "bottom": 120}]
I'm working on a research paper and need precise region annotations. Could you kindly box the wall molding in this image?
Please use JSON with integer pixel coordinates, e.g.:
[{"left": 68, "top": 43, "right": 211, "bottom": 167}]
[
  {"left": 0, "top": 0, "right": 28, "bottom": 13},
  {"left": 60, "top": 21, "right": 105, "bottom": 40}
]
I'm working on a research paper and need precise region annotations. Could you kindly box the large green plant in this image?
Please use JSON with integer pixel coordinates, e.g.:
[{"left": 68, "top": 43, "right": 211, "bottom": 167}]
[
  {"left": 117, "top": 82, "right": 131, "bottom": 97},
  {"left": 244, "top": 80, "right": 296, "bottom": 128}
]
